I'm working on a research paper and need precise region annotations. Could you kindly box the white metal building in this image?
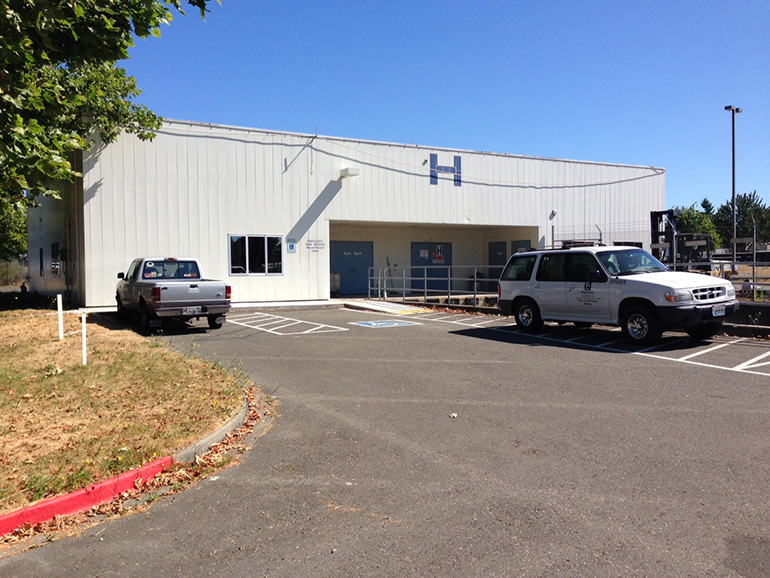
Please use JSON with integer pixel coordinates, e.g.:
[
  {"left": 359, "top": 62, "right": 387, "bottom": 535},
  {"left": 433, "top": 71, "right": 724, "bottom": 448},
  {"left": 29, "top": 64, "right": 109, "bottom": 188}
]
[{"left": 28, "top": 119, "right": 665, "bottom": 307}]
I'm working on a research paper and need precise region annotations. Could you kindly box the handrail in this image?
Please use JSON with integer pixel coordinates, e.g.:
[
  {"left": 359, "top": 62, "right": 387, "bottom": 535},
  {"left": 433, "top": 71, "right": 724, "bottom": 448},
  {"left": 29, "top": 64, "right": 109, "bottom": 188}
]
[
  {"left": 367, "top": 261, "right": 770, "bottom": 302},
  {"left": 367, "top": 265, "right": 501, "bottom": 303}
]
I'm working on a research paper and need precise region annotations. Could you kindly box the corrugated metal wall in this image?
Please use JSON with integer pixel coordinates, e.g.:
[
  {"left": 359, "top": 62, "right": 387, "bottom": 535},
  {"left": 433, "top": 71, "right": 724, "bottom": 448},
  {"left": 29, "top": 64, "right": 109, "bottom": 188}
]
[{"left": 78, "top": 120, "right": 665, "bottom": 306}]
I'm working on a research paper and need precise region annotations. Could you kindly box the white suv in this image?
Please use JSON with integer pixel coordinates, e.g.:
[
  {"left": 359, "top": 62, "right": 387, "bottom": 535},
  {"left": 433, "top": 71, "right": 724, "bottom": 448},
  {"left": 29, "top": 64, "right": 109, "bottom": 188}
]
[{"left": 497, "top": 246, "right": 738, "bottom": 344}]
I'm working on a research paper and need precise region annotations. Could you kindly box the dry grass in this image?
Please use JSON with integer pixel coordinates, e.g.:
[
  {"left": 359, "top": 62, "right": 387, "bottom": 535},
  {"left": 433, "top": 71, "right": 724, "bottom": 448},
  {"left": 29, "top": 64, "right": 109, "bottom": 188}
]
[{"left": 0, "top": 310, "right": 244, "bottom": 515}]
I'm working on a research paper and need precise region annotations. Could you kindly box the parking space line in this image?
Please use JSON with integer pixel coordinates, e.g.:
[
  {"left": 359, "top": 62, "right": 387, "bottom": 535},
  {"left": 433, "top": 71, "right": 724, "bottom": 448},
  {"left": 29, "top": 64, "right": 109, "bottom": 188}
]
[
  {"left": 474, "top": 318, "right": 502, "bottom": 326},
  {"left": 637, "top": 352, "right": 770, "bottom": 377},
  {"left": 596, "top": 337, "right": 628, "bottom": 349},
  {"left": 270, "top": 321, "right": 304, "bottom": 331},
  {"left": 678, "top": 339, "right": 744, "bottom": 361},
  {"left": 488, "top": 322, "right": 770, "bottom": 376},
  {"left": 228, "top": 312, "right": 348, "bottom": 335},
  {"left": 733, "top": 349, "right": 770, "bottom": 371},
  {"left": 256, "top": 319, "right": 288, "bottom": 327}
]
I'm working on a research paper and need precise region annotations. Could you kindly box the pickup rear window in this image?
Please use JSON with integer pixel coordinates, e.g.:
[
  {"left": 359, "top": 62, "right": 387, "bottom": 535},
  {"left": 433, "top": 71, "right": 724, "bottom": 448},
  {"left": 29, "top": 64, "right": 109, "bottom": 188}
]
[{"left": 142, "top": 260, "right": 200, "bottom": 279}]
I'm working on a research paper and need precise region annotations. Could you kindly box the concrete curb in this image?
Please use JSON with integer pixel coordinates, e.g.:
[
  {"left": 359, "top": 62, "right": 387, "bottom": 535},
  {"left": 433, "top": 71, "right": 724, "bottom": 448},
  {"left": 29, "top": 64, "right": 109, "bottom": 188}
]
[
  {"left": 0, "top": 457, "right": 173, "bottom": 537},
  {"left": 0, "top": 397, "right": 252, "bottom": 538},
  {"left": 173, "top": 396, "right": 251, "bottom": 463}
]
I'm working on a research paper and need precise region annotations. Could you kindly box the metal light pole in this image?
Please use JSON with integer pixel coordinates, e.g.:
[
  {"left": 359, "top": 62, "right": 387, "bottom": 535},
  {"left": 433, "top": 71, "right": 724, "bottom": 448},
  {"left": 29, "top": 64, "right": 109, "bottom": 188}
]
[{"left": 725, "top": 105, "right": 742, "bottom": 271}]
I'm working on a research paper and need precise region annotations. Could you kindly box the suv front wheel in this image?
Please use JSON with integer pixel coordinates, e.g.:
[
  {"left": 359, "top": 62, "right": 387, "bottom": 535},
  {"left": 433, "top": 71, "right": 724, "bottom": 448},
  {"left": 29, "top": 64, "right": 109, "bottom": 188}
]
[
  {"left": 621, "top": 305, "right": 662, "bottom": 345},
  {"left": 514, "top": 298, "right": 544, "bottom": 332}
]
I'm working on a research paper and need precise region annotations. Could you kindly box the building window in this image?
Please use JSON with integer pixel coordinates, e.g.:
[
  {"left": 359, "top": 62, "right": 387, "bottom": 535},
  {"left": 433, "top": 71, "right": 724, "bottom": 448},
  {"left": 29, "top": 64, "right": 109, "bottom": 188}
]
[{"left": 229, "top": 235, "right": 283, "bottom": 275}]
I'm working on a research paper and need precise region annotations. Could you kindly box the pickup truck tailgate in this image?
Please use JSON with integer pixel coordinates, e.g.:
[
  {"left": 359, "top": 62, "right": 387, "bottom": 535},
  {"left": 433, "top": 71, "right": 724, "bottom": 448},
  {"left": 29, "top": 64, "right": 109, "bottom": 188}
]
[{"left": 158, "top": 281, "right": 227, "bottom": 306}]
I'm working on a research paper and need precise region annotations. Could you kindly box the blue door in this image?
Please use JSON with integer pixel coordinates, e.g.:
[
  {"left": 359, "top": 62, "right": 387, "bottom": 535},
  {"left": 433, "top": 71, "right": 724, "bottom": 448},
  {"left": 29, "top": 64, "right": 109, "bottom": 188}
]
[
  {"left": 411, "top": 242, "right": 452, "bottom": 293},
  {"left": 331, "top": 241, "right": 373, "bottom": 295},
  {"left": 511, "top": 239, "right": 531, "bottom": 254}
]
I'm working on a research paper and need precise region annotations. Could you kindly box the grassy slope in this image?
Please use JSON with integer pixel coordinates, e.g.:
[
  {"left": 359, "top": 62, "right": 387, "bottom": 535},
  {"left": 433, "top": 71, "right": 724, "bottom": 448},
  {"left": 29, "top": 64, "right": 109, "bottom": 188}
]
[{"left": 0, "top": 307, "right": 245, "bottom": 515}]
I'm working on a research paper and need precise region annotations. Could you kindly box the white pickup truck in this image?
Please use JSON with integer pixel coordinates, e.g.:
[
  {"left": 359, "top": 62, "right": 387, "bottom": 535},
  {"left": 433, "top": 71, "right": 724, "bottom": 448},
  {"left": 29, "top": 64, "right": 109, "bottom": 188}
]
[
  {"left": 497, "top": 246, "right": 738, "bottom": 344},
  {"left": 116, "top": 258, "right": 231, "bottom": 332}
]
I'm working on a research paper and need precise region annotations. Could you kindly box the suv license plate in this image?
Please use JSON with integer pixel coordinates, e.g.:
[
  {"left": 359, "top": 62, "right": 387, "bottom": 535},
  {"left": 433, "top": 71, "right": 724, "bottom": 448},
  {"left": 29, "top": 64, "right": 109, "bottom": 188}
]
[
  {"left": 712, "top": 304, "right": 726, "bottom": 317},
  {"left": 184, "top": 306, "right": 202, "bottom": 315}
]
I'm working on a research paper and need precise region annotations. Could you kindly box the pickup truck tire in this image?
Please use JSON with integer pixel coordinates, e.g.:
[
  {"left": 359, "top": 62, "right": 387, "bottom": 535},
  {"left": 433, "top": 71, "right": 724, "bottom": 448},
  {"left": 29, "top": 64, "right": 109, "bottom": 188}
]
[
  {"left": 116, "top": 294, "right": 127, "bottom": 320},
  {"left": 140, "top": 302, "right": 155, "bottom": 335},
  {"left": 207, "top": 314, "right": 223, "bottom": 329},
  {"left": 514, "top": 298, "right": 544, "bottom": 332},
  {"left": 685, "top": 321, "right": 723, "bottom": 340},
  {"left": 621, "top": 305, "right": 662, "bottom": 345}
]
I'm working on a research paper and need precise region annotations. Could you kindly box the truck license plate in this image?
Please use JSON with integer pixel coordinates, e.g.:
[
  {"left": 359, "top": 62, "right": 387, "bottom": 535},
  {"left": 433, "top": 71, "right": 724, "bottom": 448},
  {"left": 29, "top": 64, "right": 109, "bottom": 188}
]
[
  {"left": 184, "top": 306, "right": 202, "bottom": 315},
  {"left": 712, "top": 304, "right": 726, "bottom": 317}
]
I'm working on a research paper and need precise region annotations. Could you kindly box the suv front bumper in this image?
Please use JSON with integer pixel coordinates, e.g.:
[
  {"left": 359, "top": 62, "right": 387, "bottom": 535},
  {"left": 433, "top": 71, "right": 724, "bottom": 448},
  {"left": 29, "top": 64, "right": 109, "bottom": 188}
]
[{"left": 657, "top": 300, "right": 739, "bottom": 329}]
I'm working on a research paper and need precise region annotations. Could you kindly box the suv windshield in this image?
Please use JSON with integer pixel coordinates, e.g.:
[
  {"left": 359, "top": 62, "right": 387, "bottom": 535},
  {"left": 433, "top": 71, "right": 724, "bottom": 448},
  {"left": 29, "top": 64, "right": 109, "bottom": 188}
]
[{"left": 597, "top": 249, "right": 668, "bottom": 276}]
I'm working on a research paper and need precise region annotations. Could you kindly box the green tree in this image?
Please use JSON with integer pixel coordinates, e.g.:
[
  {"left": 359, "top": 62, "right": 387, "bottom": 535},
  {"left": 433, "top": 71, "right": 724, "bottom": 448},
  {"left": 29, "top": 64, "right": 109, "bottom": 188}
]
[
  {"left": 0, "top": 0, "right": 214, "bottom": 209},
  {"left": 714, "top": 191, "right": 770, "bottom": 246},
  {"left": 673, "top": 205, "right": 723, "bottom": 248},
  {"left": 701, "top": 198, "right": 714, "bottom": 216},
  {"left": 0, "top": 201, "right": 27, "bottom": 260}
]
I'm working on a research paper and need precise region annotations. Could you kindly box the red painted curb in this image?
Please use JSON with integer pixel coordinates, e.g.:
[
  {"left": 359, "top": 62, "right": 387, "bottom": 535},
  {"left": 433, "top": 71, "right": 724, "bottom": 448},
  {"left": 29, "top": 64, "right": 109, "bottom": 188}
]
[{"left": 0, "top": 456, "right": 175, "bottom": 537}]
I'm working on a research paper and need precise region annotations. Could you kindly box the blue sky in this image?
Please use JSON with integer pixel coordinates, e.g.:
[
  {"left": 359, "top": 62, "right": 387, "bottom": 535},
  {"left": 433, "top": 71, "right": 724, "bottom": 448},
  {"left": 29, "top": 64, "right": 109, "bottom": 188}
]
[{"left": 123, "top": 1, "right": 769, "bottom": 211}]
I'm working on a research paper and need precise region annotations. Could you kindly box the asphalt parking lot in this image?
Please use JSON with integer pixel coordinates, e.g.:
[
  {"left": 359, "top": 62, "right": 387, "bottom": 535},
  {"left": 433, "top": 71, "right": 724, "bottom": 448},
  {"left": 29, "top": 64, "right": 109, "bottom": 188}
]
[{"left": 4, "top": 305, "right": 770, "bottom": 577}]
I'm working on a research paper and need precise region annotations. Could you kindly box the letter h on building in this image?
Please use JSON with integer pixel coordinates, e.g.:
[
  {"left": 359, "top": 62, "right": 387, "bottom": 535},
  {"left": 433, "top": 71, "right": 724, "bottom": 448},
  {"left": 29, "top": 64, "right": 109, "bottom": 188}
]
[{"left": 430, "top": 153, "right": 461, "bottom": 186}]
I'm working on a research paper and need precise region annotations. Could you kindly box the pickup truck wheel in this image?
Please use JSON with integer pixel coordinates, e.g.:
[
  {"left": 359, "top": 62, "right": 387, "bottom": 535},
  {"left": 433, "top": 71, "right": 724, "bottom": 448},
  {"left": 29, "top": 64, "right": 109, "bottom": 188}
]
[
  {"left": 207, "top": 314, "right": 223, "bottom": 329},
  {"left": 514, "top": 298, "right": 544, "bottom": 332},
  {"left": 140, "top": 302, "right": 155, "bottom": 335},
  {"left": 116, "top": 294, "right": 127, "bottom": 320},
  {"left": 685, "top": 321, "right": 723, "bottom": 340},
  {"left": 621, "top": 306, "right": 662, "bottom": 345}
]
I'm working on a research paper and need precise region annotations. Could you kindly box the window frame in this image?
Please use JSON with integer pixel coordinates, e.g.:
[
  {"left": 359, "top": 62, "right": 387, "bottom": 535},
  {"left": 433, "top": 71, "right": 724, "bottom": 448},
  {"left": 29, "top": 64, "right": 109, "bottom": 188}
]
[
  {"left": 229, "top": 234, "right": 284, "bottom": 276},
  {"left": 501, "top": 254, "right": 537, "bottom": 281},
  {"left": 536, "top": 253, "right": 569, "bottom": 282}
]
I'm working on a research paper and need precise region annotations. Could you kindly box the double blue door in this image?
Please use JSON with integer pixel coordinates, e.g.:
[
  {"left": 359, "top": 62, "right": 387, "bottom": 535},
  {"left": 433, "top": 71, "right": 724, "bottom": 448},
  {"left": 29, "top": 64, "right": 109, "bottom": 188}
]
[
  {"left": 330, "top": 241, "right": 373, "bottom": 295},
  {"left": 411, "top": 242, "right": 453, "bottom": 292}
]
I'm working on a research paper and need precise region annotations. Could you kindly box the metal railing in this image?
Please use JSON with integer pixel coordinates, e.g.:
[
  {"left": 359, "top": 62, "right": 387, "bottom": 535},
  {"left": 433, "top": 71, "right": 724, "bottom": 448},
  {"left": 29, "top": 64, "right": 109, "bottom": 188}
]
[
  {"left": 368, "top": 265, "right": 500, "bottom": 304},
  {"left": 712, "top": 261, "right": 770, "bottom": 301},
  {"left": 367, "top": 261, "right": 770, "bottom": 303}
]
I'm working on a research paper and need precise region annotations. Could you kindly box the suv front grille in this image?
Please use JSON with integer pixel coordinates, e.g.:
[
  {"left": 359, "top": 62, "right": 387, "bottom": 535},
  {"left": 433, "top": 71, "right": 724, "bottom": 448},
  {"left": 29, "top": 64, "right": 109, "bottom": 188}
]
[{"left": 692, "top": 286, "right": 725, "bottom": 300}]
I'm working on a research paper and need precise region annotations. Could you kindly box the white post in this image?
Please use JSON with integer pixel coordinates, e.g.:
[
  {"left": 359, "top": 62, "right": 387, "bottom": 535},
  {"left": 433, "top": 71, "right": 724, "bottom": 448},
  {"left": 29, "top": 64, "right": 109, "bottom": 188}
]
[
  {"left": 81, "top": 313, "right": 87, "bottom": 365},
  {"left": 57, "top": 294, "right": 64, "bottom": 340}
]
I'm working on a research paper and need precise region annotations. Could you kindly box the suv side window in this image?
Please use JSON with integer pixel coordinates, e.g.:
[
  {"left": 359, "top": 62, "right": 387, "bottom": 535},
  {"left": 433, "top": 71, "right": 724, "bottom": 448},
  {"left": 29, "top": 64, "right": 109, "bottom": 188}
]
[
  {"left": 536, "top": 253, "right": 568, "bottom": 282},
  {"left": 567, "top": 253, "right": 607, "bottom": 282},
  {"left": 501, "top": 255, "right": 537, "bottom": 281}
]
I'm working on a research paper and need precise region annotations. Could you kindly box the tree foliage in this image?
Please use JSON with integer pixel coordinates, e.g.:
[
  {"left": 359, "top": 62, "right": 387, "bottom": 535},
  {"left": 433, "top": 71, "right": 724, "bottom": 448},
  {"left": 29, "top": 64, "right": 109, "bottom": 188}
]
[
  {"left": 674, "top": 204, "right": 723, "bottom": 248},
  {"left": 0, "top": 201, "right": 27, "bottom": 260},
  {"left": 713, "top": 191, "right": 770, "bottom": 246},
  {"left": 0, "top": 0, "right": 213, "bottom": 208}
]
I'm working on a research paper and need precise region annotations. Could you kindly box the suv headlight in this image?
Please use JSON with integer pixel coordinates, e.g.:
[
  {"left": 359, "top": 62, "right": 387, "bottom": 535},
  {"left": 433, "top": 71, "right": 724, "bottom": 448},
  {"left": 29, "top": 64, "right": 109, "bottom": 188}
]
[
  {"left": 665, "top": 289, "right": 693, "bottom": 303},
  {"left": 727, "top": 287, "right": 735, "bottom": 297}
]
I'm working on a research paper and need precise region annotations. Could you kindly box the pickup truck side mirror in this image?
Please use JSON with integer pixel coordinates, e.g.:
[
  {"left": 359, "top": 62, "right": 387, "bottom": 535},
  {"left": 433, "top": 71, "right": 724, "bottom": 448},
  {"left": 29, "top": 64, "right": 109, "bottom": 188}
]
[{"left": 117, "top": 272, "right": 124, "bottom": 279}]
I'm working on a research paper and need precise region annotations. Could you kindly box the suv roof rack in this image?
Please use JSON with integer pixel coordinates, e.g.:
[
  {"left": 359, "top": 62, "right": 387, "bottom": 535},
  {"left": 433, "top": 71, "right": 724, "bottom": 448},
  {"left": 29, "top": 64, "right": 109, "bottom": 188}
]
[{"left": 559, "top": 240, "right": 605, "bottom": 248}]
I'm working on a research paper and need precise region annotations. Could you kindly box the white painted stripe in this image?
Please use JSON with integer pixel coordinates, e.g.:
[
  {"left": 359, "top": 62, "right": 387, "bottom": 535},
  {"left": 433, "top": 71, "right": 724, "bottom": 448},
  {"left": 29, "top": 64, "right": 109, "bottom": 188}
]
[
  {"left": 733, "top": 349, "right": 770, "bottom": 371},
  {"left": 270, "top": 321, "right": 304, "bottom": 331},
  {"left": 678, "top": 339, "right": 744, "bottom": 361},
  {"left": 637, "top": 352, "right": 770, "bottom": 377}
]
